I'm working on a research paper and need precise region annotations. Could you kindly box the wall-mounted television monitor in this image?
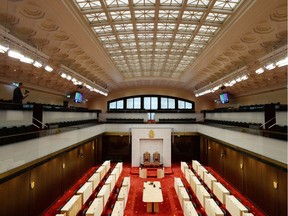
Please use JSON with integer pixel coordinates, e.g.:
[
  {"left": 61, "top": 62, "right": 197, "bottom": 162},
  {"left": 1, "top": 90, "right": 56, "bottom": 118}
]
[
  {"left": 220, "top": 92, "right": 229, "bottom": 104},
  {"left": 74, "top": 91, "right": 83, "bottom": 103}
]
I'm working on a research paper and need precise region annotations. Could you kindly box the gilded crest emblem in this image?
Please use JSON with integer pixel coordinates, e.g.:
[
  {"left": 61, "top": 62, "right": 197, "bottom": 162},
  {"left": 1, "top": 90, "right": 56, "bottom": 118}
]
[{"left": 149, "top": 130, "right": 155, "bottom": 138}]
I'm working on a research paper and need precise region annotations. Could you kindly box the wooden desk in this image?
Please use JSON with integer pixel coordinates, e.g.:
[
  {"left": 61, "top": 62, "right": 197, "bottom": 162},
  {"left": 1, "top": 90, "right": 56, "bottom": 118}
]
[
  {"left": 196, "top": 184, "right": 211, "bottom": 208},
  {"left": 174, "top": 177, "right": 184, "bottom": 196},
  {"left": 181, "top": 161, "right": 189, "bottom": 174},
  {"left": 111, "top": 200, "right": 124, "bottom": 216},
  {"left": 185, "top": 169, "right": 195, "bottom": 184},
  {"left": 205, "top": 198, "right": 224, "bottom": 216},
  {"left": 178, "top": 187, "right": 190, "bottom": 209},
  {"left": 213, "top": 182, "right": 230, "bottom": 204},
  {"left": 197, "top": 165, "right": 208, "bottom": 180},
  {"left": 77, "top": 182, "right": 93, "bottom": 204},
  {"left": 86, "top": 197, "right": 103, "bottom": 216},
  {"left": 183, "top": 200, "right": 198, "bottom": 216},
  {"left": 204, "top": 172, "right": 217, "bottom": 190},
  {"left": 105, "top": 174, "right": 116, "bottom": 193},
  {"left": 117, "top": 186, "right": 129, "bottom": 207},
  {"left": 96, "top": 166, "right": 106, "bottom": 180},
  {"left": 190, "top": 175, "right": 201, "bottom": 193},
  {"left": 97, "top": 185, "right": 110, "bottom": 208},
  {"left": 143, "top": 181, "right": 163, "bottom": 213},
  {"left": 60, "top": 195, "right": 82, "bottom": 216},
  {"left": 88, "top": 172, "right": 101, "bottom": 190},
  {"left": 192, "top": 160, "right": 201, "bottom": 173},
  {"left": 226, "top": 195, "right": 248, "bottom": 216}
]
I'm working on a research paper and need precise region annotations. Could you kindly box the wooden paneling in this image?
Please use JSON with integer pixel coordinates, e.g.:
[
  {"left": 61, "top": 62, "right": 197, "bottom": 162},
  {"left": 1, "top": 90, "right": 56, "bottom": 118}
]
[
  {"left": 102, "top": 135, "right": 131, "bottom": 162},
  {"left": 202, "top": 137, "right": 287, "bottom": 216},
  {"left": 207, "top": 141, "right": 224, "bottom": 176},
  {"left": 0, "top": 172, "right": 30, "bottom": 216},
  {"left": 29, "top": 157, "right": 62, "bottom": 216},
  {"left": 224, "top": 148, "right": 243, "bottom": 192},
  {"left": 277, "top": 168, "right": 288, "bottom": 216},
  {"left": 172, "top": 135, "right": 200, "bottom": 162}
]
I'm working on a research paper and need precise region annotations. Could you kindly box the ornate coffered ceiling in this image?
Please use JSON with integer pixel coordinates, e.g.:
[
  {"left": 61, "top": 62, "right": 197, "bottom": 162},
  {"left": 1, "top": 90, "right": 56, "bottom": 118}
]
[{"left": 0, "top": 0, "right": 287, "bottom": 100}]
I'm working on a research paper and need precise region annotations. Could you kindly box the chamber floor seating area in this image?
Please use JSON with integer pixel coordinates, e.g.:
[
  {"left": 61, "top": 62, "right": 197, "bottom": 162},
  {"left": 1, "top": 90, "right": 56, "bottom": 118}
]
[
  {"left": 44, "top": 162, "right": 265, "bottom": 216},
  {"left": 180, "top": 161, "right": 263, "bottom": 216},
  {"left": 44, "top": 161, "right": 129, "bottom": 216}
]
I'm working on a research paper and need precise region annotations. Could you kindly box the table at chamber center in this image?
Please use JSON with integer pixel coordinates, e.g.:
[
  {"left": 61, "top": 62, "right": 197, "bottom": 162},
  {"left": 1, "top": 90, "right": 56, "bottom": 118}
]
[{"left": 142, "top": 181, "right": 163, "bottom": 212}]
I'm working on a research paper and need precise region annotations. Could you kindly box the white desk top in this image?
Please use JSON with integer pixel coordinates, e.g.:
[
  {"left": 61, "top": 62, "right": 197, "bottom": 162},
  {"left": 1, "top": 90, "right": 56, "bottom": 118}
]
[
  {"left": 143, "top": 181, "right": 163, "bottom": 203},
  {"left": 61, "top": 195, "right": 81, "bottom": 211},
  {"left": 111, "top": 200, "right": 124, "bottom": 216}
]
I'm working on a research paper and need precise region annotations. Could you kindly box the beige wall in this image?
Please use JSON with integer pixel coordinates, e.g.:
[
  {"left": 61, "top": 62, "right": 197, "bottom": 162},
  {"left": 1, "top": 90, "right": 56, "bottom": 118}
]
[
  {"left": 87, "top": 87, "right": 215, "bottom": 112},
  {"left": 0, "top": 83, "right": 87, "bottom": 108}
]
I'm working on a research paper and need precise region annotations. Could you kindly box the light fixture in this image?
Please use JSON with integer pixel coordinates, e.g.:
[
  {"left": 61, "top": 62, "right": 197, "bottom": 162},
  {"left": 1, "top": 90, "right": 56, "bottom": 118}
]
[
  {"left": 59, "top": 64, "right": 109, "bottom": 96},
  {"left": 8, "top": 49, "right": 23, "bottom": 59},
  {"left": 255, "top": 68, "right": 264, "bottom": 74},
  {"left": 20, "top": 55, "right": 33, "bottom": 64},
  {"left": 33, "top": 60, "right": 42, "bottom": 68},
  {"left": 276, "top": 56, "right": 288, "bottom": 67},
  {"left": 194, "top": 66, "right": 249, "bottom": 97},
  {"left": 44, "top": 65, "right": 53, "bottom": 72},
  {"left": 0, "top": 43, "right": 9, "bottom": 53},
  {"left": 265, "top": 63, "right": 276, "bottom": 70}
]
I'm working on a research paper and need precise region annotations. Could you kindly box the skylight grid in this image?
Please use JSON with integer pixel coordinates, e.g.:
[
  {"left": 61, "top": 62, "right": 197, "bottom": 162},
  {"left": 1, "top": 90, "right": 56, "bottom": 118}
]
[
  {"left": 214, "top": 0, "right": 241, "bottom": 10},
  {"left": 186, "top": 0, "right": 210, "bottom": 7},
  {"left": 182, "top": 11, "right": 203, "bottom": 21},
  {"left": 114, "top": 23, "right": 134, "bottom": 31},
  {"left": 105, "top": 0, "right": 129, "bottom": 7},
  {"left": 110, "top": 10, "right": 131, "bottom": 21},
  {"left": 136, "top": 23, "right": 154, "bottom": 31},
  {"left": 158, "top": 10, "right": 180, "bottom": 20},
  {"left": 74, "top": 0, "right": 245, "bottom": 79},
  {"left": 85, "top": 13, "right": 107, "bottom": 22},
  {"left": 198, "top": 25, "right": 219, "bottom": 34},
  {"left": 178, "top": 24, "right": 197, "bottom": 32},
  {"left": 159, "top": 0, "right": 182, "bottom": 6},
  {"left": 157, "top": 23, "right": 176, "bottom": 31},
  {"left": 75, "top": 0, "right": 101, "bottom": 9},
  {"left": 134, "top": 10, "right": 155, "bottom": 20},
  {"left": 206, "top": 13, "right": 228, "bottom": 23},
  {"left": 93, "top": 25, "right": 113, "bottom": 34}
]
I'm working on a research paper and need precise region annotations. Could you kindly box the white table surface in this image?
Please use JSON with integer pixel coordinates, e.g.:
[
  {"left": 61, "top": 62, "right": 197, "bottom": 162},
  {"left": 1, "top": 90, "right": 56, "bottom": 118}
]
[{"left": 143, "top": 181, "right": 163, "bottom": 203}]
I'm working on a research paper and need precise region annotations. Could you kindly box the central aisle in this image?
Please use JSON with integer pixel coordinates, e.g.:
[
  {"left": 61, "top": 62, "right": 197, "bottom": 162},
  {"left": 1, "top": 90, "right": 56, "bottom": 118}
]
[{"left": 123, "top": 164, "right": 184, "bottom": 216}]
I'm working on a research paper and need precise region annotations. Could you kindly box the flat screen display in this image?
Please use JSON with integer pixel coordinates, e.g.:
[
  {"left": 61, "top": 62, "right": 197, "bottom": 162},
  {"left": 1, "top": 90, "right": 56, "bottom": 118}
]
[
  {"left": 220, "top": 92, "right": 229, "bottom": 104},
  {"left": 74, "top": 91, "right": 83, "bottom": 103}
]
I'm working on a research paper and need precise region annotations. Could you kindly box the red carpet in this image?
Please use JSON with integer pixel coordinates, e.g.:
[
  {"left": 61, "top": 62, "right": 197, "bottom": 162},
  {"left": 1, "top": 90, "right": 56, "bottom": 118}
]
[{"left": 43, "top": 163, "right": 265, "bottom": 216}]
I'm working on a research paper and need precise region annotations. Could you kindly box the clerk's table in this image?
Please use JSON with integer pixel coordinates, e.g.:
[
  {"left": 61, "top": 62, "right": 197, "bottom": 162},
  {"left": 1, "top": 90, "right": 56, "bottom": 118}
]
[{"left": 142, "top": 181, "right": 163, "bottom": 213}]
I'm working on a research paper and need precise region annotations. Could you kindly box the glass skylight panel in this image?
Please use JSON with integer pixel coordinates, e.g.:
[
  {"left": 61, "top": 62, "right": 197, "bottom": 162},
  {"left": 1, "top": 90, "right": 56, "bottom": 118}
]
[
  {"left": 178, "top": 24, "right": 197, "bottom": 32},
  {"left": 75, "top": 0, "right": 101, "bottom": 9},
  {"left": 136, "top": 23, "right": 154, "bottom": 31},
  {"left": 186, "top": 0, "right": 210, "bottom": 7},
  {"left": 110, "top": 10, "right": 131, "bottom": 21},
  {"left": 93, "top": 26, "right": 113, "bottom": 34},
  {"left": 199, "top": 25, "right": 218, "bottom": 34},
  {"left": 85, "top": 13, "right": 107, "bottom": 22},
  {"left": 175, "top": 33, "right": 191, "bottom": 41},
  {"left": 105, "top": 0, "right": 129, "bottom": 7},
  {"left": 115, "top": 23, "right": 133, "bottom": 31},
  {"left": 214, "top": 0, "right": 240, "bottom": 10},
  {"left": 182, "top": 11, "right": 203, "bottom": 21},
  {"left": 158, "top": 10, "right": 180, "bottom": 20},
  {"left": 134, "top": 10, "right": 155, "bottom": 20},
  {"left": 157, "top": 23, "right": 176, "bottom": 31},
  {"left": 206, "top": 13, "right": 228, "bottom": 23},
  {"left": 159, "top": 0, "right": 182, "bottom": 6}
]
